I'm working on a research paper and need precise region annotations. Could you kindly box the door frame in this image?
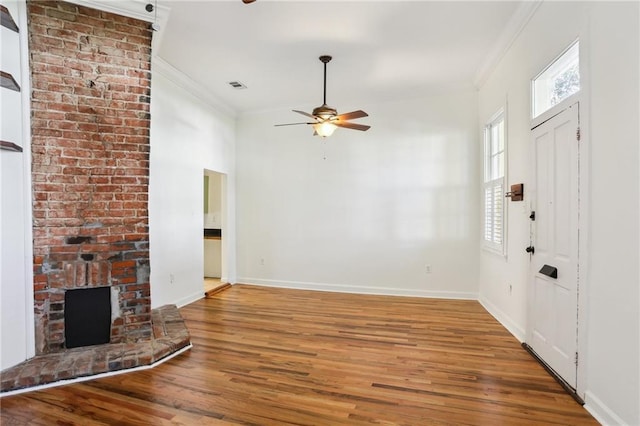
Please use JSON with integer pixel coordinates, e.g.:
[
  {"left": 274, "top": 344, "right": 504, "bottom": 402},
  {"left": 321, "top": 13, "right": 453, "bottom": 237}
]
[
  {"left": 203, "top": 169, "right": 229, "bottom": 283},
  {"left": 528, "top": 90, "right": 590, "bottom": 400}
]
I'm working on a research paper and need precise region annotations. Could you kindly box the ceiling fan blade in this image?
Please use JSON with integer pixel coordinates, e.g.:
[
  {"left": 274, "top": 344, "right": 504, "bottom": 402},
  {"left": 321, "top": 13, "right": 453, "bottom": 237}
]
[
  {"left": 335, "top": 110, "right": 368, "bottom": 121},
  {"left": 274, "top": 122, "right": 314, "bottom": 127},
  {"left": 334, "top": 121, "right": 371, "bottom": 131},
  {"left": 242, "top": 0, "right": 256, "bottom": 3},
  {"left": 293, "top": 110, "right": 318, "bottom": 120}
]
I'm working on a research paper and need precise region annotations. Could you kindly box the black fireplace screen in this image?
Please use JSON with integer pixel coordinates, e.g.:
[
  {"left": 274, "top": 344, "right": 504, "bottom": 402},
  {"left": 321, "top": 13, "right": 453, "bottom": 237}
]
[{"left": 64, "top": 287, "right": 111, "bottom": 348}]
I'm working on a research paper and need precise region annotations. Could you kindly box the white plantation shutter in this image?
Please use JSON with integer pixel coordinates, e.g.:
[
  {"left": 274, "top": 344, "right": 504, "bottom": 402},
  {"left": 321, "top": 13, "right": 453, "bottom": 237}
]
[
  {"left": 483, "top": 111, "right": 506, "bottom": 253},
  {"left": 484, "top": 179, "right": 504, "bottom": 247}
]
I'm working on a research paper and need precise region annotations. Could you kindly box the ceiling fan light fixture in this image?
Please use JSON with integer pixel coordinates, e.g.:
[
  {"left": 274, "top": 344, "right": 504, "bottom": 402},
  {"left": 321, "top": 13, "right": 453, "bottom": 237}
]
[{"left": 314, "top": 122, "right": 337, "bottom": 138}]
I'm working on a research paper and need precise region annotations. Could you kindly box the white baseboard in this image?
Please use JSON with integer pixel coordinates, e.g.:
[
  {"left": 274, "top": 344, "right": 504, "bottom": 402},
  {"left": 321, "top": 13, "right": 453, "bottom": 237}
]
[
  {"left": 584, "top": 391, "right": 628, "bottom": 426},
  {"left": 174, "top": 290, "right": 205, "bottom": 308},
  {"left": 478, "top": 295, "right": 526, "bottom": 342},
  {"left": 236, "top": 277, "right": 477, "bottom": 300}
]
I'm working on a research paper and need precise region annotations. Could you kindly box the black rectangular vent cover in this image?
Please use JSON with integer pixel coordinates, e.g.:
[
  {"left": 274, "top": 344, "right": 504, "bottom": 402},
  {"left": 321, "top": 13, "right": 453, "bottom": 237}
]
[{"left": 64, "top": 287, "right": 111, "bottom": 348}]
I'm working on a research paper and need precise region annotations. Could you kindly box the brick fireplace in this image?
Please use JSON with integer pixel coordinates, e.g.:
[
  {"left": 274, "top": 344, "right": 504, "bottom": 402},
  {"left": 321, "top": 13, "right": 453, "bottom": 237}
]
[
  {"left": 29, "top": 0, "right": 153, "bottom": 354},
  {"left": 0, "top": 1, "right": 191, "bottom": 394}
]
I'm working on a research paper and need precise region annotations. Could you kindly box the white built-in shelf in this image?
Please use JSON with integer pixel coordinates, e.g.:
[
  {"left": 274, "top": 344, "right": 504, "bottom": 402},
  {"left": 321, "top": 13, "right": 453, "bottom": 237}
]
[
  {"left": 0, "top": 70, "right": 20, "bottom": 92},
  {"left": 1, "top": 4, "right": 18, "bottom": 32},
  {"left": 1, "top": 3, "right": 23, "bottom": 152},
  {"left": 0, "top": 140, "right": 23, "bottom": 152}
]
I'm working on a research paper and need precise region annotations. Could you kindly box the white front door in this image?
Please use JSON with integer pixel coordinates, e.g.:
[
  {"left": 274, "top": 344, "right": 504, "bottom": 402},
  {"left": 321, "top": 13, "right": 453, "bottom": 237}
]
[{"left": 528, "top": 102, "right": 580, "bottom": 388}]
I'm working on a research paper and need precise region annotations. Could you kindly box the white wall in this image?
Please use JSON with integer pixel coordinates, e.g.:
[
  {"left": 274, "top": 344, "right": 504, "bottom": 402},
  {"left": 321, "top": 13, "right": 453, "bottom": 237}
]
[
  {"left": 236, "top": 91, "right": 479, "bottom": 298},
  {"left": 149, "top": 63, "right": 236, "bottom": 308},
  {"left": 585, "top": 3, "right": 639, "bottom": 424},
  {"left": 477, "top": 2, "right": 639, "bottom": 424},
  {"left": 0, "top": 0, "right": 34, "bottom": 370}
]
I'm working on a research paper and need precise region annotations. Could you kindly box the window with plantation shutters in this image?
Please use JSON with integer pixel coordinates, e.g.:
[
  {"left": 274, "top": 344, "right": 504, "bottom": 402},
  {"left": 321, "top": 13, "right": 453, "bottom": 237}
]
[{"left": 483, "top": 111, "right": 505, "bottom": 253}]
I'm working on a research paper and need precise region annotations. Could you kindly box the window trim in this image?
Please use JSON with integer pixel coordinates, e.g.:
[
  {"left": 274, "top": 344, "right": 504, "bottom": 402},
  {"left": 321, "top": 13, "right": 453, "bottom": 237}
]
[{"left": 482, "top": 108, "right": 507, "bottom": 257}]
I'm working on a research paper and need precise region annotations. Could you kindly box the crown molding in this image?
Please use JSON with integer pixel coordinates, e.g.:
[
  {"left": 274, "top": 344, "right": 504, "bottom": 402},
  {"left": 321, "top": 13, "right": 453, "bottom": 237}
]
[
  {"left": 474, "top": 0, "right": 543, "bottom": 89},
  {"left": 152, "top": 57, "right": 237, "bottom": 119}
]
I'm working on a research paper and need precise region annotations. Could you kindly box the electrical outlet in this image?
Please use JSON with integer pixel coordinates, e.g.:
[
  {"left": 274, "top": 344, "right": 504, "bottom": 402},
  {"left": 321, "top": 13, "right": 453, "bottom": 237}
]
[
  {"left": 260, "top": 258, "right": 265, "bottom": 266},
  {"left": 170, "top": 274, "right": 175, "bottom": 284},
  {"left": 425, "top": 264, "right": 431, "bottom": 273},
  {"left": 509, "top": 284, "right": 513, "bottom": 295}
]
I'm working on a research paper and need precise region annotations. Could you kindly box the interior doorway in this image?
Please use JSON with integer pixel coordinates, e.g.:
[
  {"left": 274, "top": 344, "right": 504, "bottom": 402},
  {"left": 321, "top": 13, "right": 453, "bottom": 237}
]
[{"left": 203, "top": 169, "right": 227, "bottom": 294}]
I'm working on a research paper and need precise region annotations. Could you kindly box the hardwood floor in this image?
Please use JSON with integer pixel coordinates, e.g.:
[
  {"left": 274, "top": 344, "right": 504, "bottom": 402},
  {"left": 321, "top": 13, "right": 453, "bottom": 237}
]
[
  {"left": 204, "top": 278, "right": 232, "bottom": 298},
  {"left": 0, "top": 285, "right": 597, "bottom": 425}
]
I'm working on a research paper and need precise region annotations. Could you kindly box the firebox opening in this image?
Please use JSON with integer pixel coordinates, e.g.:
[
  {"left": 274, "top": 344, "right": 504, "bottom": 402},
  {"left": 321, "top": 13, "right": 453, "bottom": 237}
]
[{"left": 64, "top": 287, "right": 111, "bottom": 348}]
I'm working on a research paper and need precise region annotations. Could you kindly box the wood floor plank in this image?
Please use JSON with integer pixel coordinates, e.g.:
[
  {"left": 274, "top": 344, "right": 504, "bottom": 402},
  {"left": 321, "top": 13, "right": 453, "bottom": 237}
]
[{"left": 1, "top": 284, "right": 597, "bottom": 425}]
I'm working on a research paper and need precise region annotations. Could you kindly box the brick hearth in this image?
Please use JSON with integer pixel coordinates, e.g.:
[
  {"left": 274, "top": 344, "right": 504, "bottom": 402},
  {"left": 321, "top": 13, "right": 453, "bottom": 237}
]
[{"left": 0, "top": 305, "right": 190, "bottom": 393}]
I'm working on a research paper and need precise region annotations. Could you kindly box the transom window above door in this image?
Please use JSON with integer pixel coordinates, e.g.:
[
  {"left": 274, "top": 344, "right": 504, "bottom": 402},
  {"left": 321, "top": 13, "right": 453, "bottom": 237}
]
[{"left": 532, "top": 40, "right": 580, "bottom": 118}]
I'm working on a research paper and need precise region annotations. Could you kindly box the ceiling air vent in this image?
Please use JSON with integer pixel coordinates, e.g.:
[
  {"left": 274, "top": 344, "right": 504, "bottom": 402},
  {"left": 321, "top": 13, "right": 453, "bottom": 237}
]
[{"left": 228, "top": 81, "right": 247, "bottom": 90}]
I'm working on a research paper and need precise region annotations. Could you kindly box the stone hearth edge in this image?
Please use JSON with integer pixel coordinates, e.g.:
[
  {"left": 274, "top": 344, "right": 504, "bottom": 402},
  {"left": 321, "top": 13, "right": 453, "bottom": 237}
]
[{"left": 0, "top": 305, "right": 190, "bottom": 394}]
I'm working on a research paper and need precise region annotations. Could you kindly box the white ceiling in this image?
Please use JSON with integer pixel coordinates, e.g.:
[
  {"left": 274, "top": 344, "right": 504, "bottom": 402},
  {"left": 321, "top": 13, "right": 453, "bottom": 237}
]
[{"left": 151, "top": 0, "right": 523, "bottom": 115}]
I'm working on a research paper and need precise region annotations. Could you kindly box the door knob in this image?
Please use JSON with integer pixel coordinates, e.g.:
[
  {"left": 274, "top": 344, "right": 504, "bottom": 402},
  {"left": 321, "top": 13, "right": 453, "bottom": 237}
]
[{"left": 525, "top": 246, "right": 535, "bottom": 254}]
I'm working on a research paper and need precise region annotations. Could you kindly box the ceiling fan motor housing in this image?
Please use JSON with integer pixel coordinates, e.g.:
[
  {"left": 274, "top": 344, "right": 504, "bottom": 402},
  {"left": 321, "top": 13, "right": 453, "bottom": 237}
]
[{"left": 312, "top": 104, "right": 337, "bottom": 119}]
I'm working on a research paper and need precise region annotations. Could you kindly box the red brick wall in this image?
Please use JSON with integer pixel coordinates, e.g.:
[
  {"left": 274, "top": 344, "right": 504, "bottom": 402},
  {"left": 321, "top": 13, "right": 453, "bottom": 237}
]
[{"left": 28, "top": 0, "right": 152, "bottom": 354}]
